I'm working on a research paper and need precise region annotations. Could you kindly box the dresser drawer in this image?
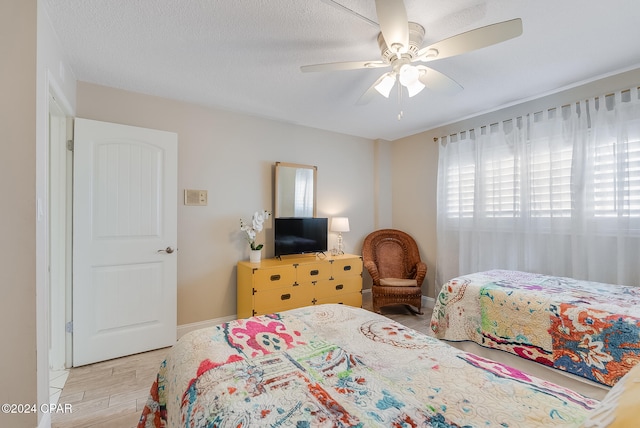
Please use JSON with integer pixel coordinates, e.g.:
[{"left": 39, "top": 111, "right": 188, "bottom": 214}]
[
  {"left": 332, "top": 258, "right": 362, "bottom": 277},
  {"left": 253, "top": 286, "right": 310, "bottom": 314},
  {"left": 296, "top": 261, "right": 331, "bottom": 283},
  {"left": 314, "top": 277, "right": 361, "bottom": 299},
  {"left": 252, "top": 266, "right": 296, "bottom": 291}
]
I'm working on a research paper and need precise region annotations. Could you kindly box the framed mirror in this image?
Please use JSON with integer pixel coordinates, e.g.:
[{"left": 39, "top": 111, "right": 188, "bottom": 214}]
[{"left": 274, "top": 162, "right": 317, "bottom": 218}]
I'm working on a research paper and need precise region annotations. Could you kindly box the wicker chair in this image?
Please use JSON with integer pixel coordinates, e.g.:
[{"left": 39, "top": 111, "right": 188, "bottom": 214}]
[{"left": 362, "top": 229, "right": 426, "bottom": 314}]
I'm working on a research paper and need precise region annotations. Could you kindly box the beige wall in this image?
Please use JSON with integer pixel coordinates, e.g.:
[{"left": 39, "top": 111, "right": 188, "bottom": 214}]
[
  {"left": 391, "top": 133, "right": 439, "bottom": 298},
  {"left": 74, "top": 67, "right": 640, "bottom": 322},
  {"left": 391, "top": 66, "right": 640, "bottom": 299},
  {"left": 0, "top": 1, "right": 38, "bottom": 427},
  {"left": 373, "top": 139, "right": 394, "bottom": 229},
  {"left": 76, "top": 82, "right": 379, "bottom": 325}
]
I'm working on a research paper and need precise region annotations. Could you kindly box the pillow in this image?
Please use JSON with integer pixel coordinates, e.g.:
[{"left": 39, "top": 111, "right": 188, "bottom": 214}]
[
  {"left": 379, "top": 278, "right": 418, "bottom": 287},
  {"left": 581, "top": 362, "right": 640, "bottom": 427}
]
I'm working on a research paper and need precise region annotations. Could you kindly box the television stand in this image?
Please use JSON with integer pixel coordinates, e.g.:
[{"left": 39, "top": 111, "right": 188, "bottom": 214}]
[{"left": 237, "top": 253, "right": 363, "bottom": 318}]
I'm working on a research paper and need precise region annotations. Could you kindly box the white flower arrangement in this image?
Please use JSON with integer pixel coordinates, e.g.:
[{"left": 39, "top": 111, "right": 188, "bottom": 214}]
[{"left": 240, "top": 210, "right": 271, "bottom": 250}]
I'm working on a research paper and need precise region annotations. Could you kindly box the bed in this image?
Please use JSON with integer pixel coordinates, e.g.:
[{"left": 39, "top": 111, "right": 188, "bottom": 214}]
[
  {"left": 430, "top": 270, "right": 640, "bottom": 389},
  {"left": 138, "top": 303, "right": 603, "bottom": 427}
]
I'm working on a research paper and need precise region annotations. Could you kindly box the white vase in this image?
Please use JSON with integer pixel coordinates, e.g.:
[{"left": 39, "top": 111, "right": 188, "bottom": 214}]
[{"left": 249, "top": 249, "right": 262, "bottom": 263}]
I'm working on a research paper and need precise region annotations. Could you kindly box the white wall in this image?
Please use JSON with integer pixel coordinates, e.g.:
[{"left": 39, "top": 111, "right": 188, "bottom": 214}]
[
  {"left": 35, "top": 1, "right": 77, "bottom": 426},
  {"left": 76, "top": 82, "right": 379, "bottom": 325},
  {"left": 391, "top": 66, "right": 640, "bottom": 298}
]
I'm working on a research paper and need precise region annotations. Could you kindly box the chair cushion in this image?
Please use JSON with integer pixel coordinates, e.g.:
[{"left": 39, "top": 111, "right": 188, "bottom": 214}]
[{"left": 380, "top": 278, "right": 418, "bottom": 287}]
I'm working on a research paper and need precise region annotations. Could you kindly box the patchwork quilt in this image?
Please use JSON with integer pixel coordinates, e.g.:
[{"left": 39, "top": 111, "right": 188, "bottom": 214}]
[
  {"left": 430, "top": 270, "right": 640, "bottom": 387},
  {"left": 139, "top": 303, "right": 598, "bottom": 427}
]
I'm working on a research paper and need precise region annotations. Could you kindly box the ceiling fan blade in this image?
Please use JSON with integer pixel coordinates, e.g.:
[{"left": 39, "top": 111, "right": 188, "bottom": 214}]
[
  {"left": 301, "top": 60, "right": 386, "bottom": 73},
  {"left": 416, "top": 18, "right": 522, "bottom": 61},
  {"left": 320, "top": 0, "right": 378, "bottom": 28},
  {"left": 375, "top": 0, "right": 409, "bottom": 53},
  {"left": 356, "top": 72, "right": 395, "bottom": 105},
  {"left": 417, "top": 66, "right": 463, "bottom": 94}
]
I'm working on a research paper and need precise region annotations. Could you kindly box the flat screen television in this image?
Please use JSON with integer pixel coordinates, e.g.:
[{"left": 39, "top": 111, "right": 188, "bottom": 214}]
[{"left": 274, "top": 217, "right": 328, "bottom": 257}]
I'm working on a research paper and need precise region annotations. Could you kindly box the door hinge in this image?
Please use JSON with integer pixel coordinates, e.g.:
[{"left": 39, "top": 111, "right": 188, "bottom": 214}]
[
  {"left": 65, "top": 321, "right": 73, "bottom": 333},
  {"left": 66, "top": 139, "right": 74, "bottom": 151}
]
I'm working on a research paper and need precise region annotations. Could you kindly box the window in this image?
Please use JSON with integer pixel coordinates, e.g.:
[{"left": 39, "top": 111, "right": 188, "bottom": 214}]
[
  {"left": 436, "top": 87, "right": 640, "bottom": 287},
  {"left": 593, "top": 137, "right": 640, "bottom": 218},
  {"left": 443, "top": 134, "right": 640, "bottom": 220},
  {"left": 444, "top": 139, "right": 573, "bottom": 219},
  {"left": 445, "top": 160, "right": 475, "bottom": 218}
]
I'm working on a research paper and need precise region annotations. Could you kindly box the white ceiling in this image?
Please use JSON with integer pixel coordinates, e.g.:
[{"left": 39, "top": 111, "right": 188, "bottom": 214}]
[{"left": 44, "top": 0, "right": 640, "bottom": 141}]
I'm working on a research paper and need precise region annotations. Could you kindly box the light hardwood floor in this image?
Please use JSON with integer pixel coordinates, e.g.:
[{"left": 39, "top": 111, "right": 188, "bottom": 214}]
[
  {"left": 51, "top": 347, "right": 169, "bottom": 428},
  {"left": 52, "top": 294, "right": 433, "bottom": 428}
]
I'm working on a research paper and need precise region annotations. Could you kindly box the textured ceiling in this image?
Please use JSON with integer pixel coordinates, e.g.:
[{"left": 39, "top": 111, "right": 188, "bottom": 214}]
[{"left": 44, "top": 0, "right": 640, "bottom": 141}]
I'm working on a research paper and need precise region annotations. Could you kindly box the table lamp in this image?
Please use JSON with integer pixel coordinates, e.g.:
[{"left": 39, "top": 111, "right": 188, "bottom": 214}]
[{"left": 331, "top": 217, "right": 350, "bottom": 255}]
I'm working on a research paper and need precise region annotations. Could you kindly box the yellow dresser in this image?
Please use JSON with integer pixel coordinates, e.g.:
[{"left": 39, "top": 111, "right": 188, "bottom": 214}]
[{"left": 237, "top": 253, "right": 363, "bottom": 318}]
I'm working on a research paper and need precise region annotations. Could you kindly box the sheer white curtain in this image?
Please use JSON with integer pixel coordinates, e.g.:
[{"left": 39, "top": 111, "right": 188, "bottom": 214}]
[
  {"left": 294, "top": 168, "right": 314, "bottom": 217},
  {"left": 436, "top": 87, "right": 640, "bottom": 288}
]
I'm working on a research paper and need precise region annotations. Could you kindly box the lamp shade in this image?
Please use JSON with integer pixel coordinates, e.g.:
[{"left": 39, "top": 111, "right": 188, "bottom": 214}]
[
  {"left": 374, "top": 73, "right": 396, "bottom": 98},
  {"left": 399, "top": 64, "right": 425, "bottom": 97},
  {"left": 331, "top": 217, "right": 350, "bottom": 233}
]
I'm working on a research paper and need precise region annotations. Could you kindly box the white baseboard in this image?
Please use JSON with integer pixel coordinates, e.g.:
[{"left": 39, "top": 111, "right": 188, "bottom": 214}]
[{"left": 176, "top": 314, "right": 237, "bottom": 339}]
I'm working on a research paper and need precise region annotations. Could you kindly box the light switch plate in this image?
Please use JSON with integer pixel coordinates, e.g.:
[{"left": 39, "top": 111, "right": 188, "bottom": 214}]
[{"left": 184, "top": 189, "right": 208, "bottom": 206}]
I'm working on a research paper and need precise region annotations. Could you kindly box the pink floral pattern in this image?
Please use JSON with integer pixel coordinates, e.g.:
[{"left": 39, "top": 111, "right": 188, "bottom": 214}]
[{"left": 223, "top": 315, "right": 304, "bottom": 358}]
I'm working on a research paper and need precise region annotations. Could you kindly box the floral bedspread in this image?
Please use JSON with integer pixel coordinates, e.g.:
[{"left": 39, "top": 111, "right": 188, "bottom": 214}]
[
  {"left": 430, "top": 270, "right": 640, "bottom": 387},
  {"left": 139, "top": 303, "right": 597, "bottom": 427}
]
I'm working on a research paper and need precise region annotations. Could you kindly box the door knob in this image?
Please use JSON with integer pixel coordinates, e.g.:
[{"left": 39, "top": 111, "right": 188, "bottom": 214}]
[{"left": 158, "top": 247, "right": 175, "bottom": 254}]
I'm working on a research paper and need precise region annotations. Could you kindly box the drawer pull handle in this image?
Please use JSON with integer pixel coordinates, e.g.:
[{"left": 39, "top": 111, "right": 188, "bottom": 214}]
[
  {"left": 310, "top": 270, "right": 319, "bottom": 276},
  {"left": 270, "top": 274, "right": 281, "bottom": 281},
  {"left": 281, "top": 293, "right": 291, "bottom": 300},
  {"left": 335, "top": 284, "right": 344, "bottom": 290},
  {"left": 343, "top": 266, "right": 352, "bottom": 271}
]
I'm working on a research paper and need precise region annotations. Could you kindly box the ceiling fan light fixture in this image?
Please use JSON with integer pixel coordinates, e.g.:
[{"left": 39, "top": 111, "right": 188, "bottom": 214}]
[
  {"left": 301, "top": 3, "right": 524, "bottom": 106},
  {"left": 398, "top": 64, "right": 425, "bottom": 97},
  {"left": 374, "top": 73, "right": 396, "bottom": 98},
  {"left": 406, "top": 80, "right": 425, "bottom": 97},
  {"left": 398, "top": 64, "right": 417, "bottom": 85}
]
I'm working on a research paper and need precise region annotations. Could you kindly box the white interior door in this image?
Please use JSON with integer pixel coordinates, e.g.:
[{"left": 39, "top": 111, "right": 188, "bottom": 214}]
[{"left": 72, "top": 118, "right": 177, "bottom": 366}]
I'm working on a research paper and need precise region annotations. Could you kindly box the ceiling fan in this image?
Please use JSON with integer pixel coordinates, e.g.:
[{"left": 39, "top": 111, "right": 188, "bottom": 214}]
[{"left": 301, "top": 0, "right": 523, "bottom": 104}]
